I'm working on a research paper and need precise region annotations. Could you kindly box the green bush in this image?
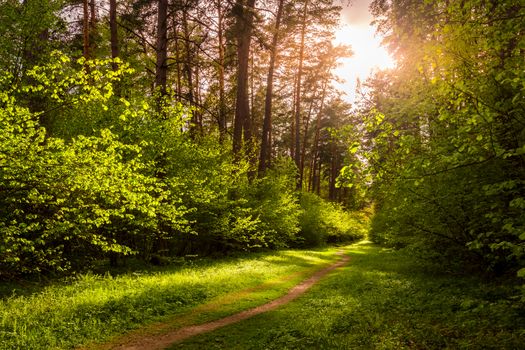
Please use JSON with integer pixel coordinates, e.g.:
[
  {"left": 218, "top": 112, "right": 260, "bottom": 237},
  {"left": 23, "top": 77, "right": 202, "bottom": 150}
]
[
  {"left": 168, "top": 154, "right": 301, "bottom": 254},
  {"left": 0, "top": 55, "right": 190, "bottom": 277},
  {"left": 297, "top": 192, "right": 368, "bottom": 247}
]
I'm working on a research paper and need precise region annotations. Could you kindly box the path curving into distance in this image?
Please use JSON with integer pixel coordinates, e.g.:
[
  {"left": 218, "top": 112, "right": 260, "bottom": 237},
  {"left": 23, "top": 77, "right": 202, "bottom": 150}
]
[{"left": 112, "top": 251, "right": 351, "bottom": 350}]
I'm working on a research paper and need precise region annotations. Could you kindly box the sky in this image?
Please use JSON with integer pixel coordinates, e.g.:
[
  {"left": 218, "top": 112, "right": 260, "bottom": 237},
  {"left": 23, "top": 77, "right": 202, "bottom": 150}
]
[{"left": 333, "top": 0, "right": 395, "bottom": 105}]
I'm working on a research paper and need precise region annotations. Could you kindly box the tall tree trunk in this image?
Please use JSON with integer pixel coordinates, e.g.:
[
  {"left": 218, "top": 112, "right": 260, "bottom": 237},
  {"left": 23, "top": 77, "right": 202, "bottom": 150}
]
[
  {"left": 258, "top": 0, "right": 284, "bottom": 175},
  {"left": 89, "top": 0, "right": 96, "bottom": 27},
  {"left": 309, "top": 81, "right": 327, "bottom": 192},
  {"left": 173, "top": 19, "right": 183, "bottom": 101},
  {"left": 155, "top": 0, "right": 168, "bottom": 97},
  {"left": 303, "top": 83, "right": 327, "bottom": 186},
  {"left": 250, "top": 50, "right": 255, "bottom": 119},
  {"left": 182, "top": 10, "right": 198, "bottom": 136},
  {"left": 109, "top": 0, "right": 119, "bottom": 94},
  {"left": 293, "top": 0, "right": 308, "bottom": 187},
  {"left": 299, "top": 97, "right": 316, "bottom": 188},
  {"left": 329, "top": 142, "right": 338, "bottom": 200},
  {"left": 316, "top": 160, "right": 321, "bottom": 195},
  {"left": 109, "top": 0, "right": 119, "bottom": 63},
  {"left": 89, "top": 0, "right": 97, "bottom": 55},
  {"left": 217, "top": 0, "right": 227, "bottom": 142},
  {"left": 233, "top": 0, "right": 256, "bottom": 157},
  {"left": 290, "top": 74, "right": 298, "bottom": 158},
  {"left": 194, "top": 64, "right": 203, "bottom": 134},
  {"left": 308, "top": 155, "right": 315, "bottom": 192},
  {"left": 82, "top": 0, "right": 90, "bottom": 59}
]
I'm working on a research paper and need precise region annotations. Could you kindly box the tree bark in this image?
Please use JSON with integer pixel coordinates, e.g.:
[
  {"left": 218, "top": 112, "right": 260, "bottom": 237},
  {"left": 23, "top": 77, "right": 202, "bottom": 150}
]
[
  {"left": 82, "top": 0, "right": 90, "bottom": 59},
  {"left": 309, "top": 81, "right": 327, "bottom": 193},
  {"left": 155, "top": 0, "right": 168, "bottom": 97},
  {"left": 299, "top": 97, "right": 315, "bottom": 187},
  {"left": 233, "top": 0, "right": 256, "bottom": 157},
  {"left": 329, "top": 146, "right": 339, "bottom": 201},
  {"left": 89, "top": 0, "right": 97, "bottom": 55},
  {"left": 217, "top": 0, "right": 227, "bottom": 142},
  {"left": 173, "top": 19, "right": 183, "bottom": 101},
  {"left": 194, "top": 63, "right": 203, "bottom": 134},
  {"left": 290, "top": 74, "right": 297, "bottom": 158},
  {"left": 303, "top": 82, "right": 327, "bottom": 187},
  {"left": 109, "top": 0, "right": 119, "bottom": 63},
  {"left": 109, "top": 0, "right": 119, "bottom": 95},
  {"left": 258, "top": 0, "right": 284, "bottom": 175},
  {"left": 182, "top": 10, "right": 198, "bottom": 136},
  {"left": 293, "top": 0, "right": 308, "bottom": 187}
]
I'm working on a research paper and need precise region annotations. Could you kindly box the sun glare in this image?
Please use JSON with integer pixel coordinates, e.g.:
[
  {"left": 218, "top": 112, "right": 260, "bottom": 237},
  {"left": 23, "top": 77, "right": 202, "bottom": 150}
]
[{"left": 333, "top": 24, "right": 395, "bottom": 104}]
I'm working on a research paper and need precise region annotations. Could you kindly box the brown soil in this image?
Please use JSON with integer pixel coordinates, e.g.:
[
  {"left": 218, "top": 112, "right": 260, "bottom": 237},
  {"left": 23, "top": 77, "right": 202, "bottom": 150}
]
[{"left": 101, "top": 252, "right": 350, "bottom": 350}]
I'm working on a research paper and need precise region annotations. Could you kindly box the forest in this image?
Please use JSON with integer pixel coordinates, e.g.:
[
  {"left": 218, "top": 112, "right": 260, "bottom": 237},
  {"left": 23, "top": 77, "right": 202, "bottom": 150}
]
[
  {"left": 1, "top": 0, "right": 369, "bottom": 278},
  {"left": 0, "top": 0, "right": 524, "bottom": 347}
]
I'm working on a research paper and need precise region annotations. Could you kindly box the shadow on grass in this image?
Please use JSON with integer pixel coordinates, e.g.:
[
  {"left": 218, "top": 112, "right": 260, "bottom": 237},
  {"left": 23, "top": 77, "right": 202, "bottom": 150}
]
[
  {"left": 0, "top": 247, "right": 337, "bottom": 301},
  {"left": 0, "top": 247, "right": 340, "bottom": 350},
  {"left": 175, "top": 242, "right": 525, "bottom": 350}
]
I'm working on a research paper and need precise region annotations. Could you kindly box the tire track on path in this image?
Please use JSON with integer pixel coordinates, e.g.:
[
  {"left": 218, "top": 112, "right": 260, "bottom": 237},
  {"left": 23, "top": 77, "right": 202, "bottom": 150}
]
[{"left": 110, "top": 251, "right": 350, "bottom": 350}]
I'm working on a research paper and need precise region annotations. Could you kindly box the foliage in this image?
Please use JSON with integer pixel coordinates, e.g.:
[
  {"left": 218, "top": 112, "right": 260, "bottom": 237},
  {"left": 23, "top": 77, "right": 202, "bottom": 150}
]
[
  {"left": 297, "top": 192, "right": 368, "bottom": 247},
  {"left": 0, "top": 55, "right": 190, "bottom": 277},
  {"left": 167, "top": 149, "right": 301, "bottom": 254},
  {"left": 0, "top": 51, "right": 364, "bottom": 278},
  {"left": 0, "top": 0, "right": 65, "bottom": 77},
  {"left": 359, "top": 0, "right": 525, "bottom": 278}
]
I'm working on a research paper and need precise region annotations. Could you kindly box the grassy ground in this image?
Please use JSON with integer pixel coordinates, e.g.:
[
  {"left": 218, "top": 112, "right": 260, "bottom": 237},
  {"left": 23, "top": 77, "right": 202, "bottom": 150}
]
[
  {"left": 0, "top": 248, "right": 341, "bottom": 350},
  {"left": 176, "top": 241, "right": 525, "bottom": 349}
]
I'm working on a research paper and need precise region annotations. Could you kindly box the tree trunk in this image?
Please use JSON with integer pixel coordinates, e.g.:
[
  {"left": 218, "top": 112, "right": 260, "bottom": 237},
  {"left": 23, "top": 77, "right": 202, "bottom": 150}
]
[
  {"left": 299, "top": 97, "right": 315, "bottom": 188},
  {"left": 155, "top": 0, "right": 168, "bottom": 97},
  {"left": 329, "top": 142, "right": 338, "bottom": 201},
  {"left": 82, "top": 0, "right": 90, "bottom": 59},
  {"left": 109, "top": 0, "right": 119, "bottom": 63},
  {"left": 109, "top": 0, "right": 119, "bottom": 95},
  {"left": 217, "top": 0, "right": 227, "bottom": 142},
  {"left": 293, "top": 0, "right": 308, "bottom": 187},
  {"left": 182, "top": 10, "right": 198, "bottom": 136},
  {"left": 309, "top": 81, "right": 327, "bottom": 193},
  {"left": 316, "top": 160, "right": 321, "bottom": 195},
  {"left": 233, "top": 0, "right": 256, "bottom": 157},
  {"left": 303, "top": 82, "right": 327, "bottom": 187},
  {"left": 258, "top": 0, "right": 284, "bottom": 175},
  {"left": 89, "top": 0, "right": 97, "bottom": 55},
  {"left": 194, "top": 63, "right": 203, "bottom": 134},
  {"left": 173, "top": 19, "right": 183, "bottom": 101},
  {"left": 290, "top": 74, "right": 297, "bottom": 158}
]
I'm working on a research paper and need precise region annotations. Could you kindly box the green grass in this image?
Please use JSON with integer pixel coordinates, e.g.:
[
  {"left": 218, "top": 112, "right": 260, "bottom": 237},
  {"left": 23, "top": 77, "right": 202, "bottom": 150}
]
[
  {"left": 175, "top": 241, "right": 525, "bottom": 349},
  {"left": 0, "top": 248, "right": 340, "bottom": 350}
]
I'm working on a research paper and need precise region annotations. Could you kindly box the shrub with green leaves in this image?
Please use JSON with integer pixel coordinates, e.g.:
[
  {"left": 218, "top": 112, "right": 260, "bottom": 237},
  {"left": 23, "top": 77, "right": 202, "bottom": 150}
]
[
  {"left": 297, "top": 192, "right": 368, "bottom": 247},
  {"left": 167, "top": 153, "right": 301, "bottom": 254},
  {"left": 0, "top": 54, "right": 190, "bottom": 277},
  {"left": 363, "top": 0, "right": 525, "bottom": 279}
]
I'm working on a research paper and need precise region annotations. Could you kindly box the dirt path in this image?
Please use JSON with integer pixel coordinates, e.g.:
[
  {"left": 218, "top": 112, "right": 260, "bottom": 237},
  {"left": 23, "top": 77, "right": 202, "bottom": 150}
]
[{"left": 110, "top": 252, "right": 350, "bottom": 350}]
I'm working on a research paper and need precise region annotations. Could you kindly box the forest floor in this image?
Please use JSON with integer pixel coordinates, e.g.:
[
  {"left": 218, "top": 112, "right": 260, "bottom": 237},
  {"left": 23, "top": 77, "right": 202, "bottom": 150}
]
[
  {"left": 2, "top": 243, "right": 523, "bottom": 349},
  {"left": 0, "top": 247, "right": 342, "bottom": 350},
  {"left": 91, "top": 242, "right": 523, "bottom": 350},
  {"left": 171, "top": 242, "right": 524, "bottom": 349},
  {"left": 97, "top": 252, "right": 350, "bottom": 350}
]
